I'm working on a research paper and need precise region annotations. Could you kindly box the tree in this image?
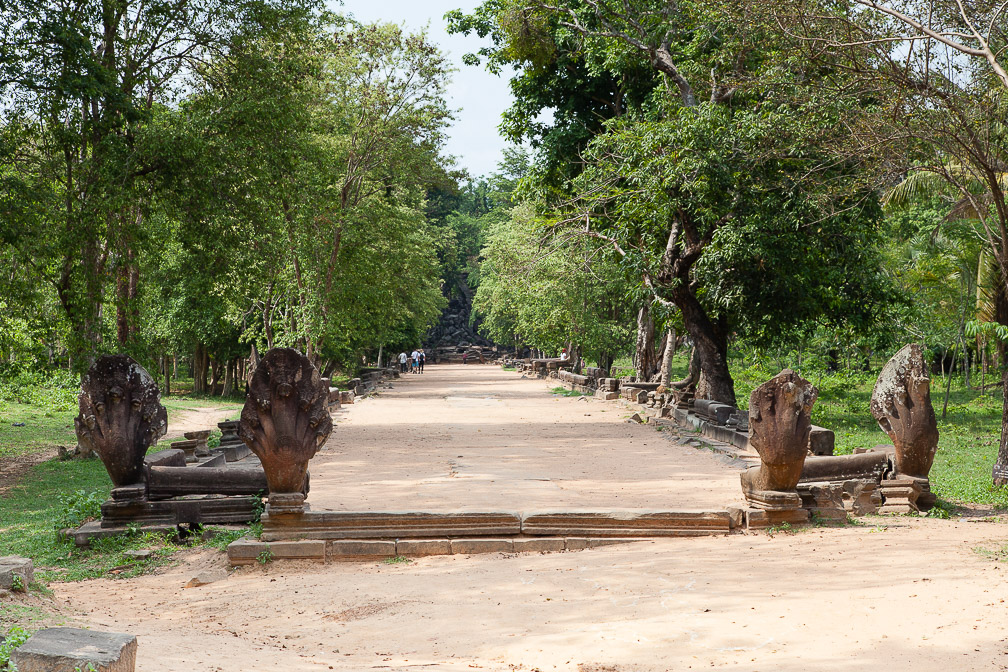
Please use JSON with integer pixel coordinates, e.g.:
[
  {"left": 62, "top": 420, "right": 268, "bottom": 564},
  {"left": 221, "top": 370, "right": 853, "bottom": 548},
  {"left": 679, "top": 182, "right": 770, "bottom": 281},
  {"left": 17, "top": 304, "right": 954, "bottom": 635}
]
[
  {"left": 773, "top": 0, "right": 1008, "bottom": 481},
  {"left": 0, "top": 0, "right": 320, "bottom": 367},
  {"left": 454, "top": 0, "right": 896, "bottom": 402}
]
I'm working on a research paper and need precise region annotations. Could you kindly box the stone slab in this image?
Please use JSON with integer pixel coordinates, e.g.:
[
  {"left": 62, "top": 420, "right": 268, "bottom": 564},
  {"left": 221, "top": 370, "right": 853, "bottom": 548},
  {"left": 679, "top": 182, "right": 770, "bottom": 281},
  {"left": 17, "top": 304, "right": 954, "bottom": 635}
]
[
  {"left": 395, "top": 539, "right": 452, "bottom": 556},
  {"left": 451, "top": 538, "right": 514, "bottom": 554},
  {"left": 0, "top": 555, "right": 33, "bottom": 590},
  {"left": 226, "top": 538, "right": 326, "bottom": 565},
  {"left": 12, "top": 627, "right": 137, "bottom": 672},
  {"left": 512, "top": 537, "right": 566, "bottom": 553},
  {"left": 328, "top": 540, "right": 397, "bottom": 559},
  {"left": 260, "top": 511, "right": 522, "bottom": 541},
  {"left": 588, "top": 538, "right": 644, "bottom": 549},
  {"left": 521, "top": 511, "right": 731, "bottom": 537}
]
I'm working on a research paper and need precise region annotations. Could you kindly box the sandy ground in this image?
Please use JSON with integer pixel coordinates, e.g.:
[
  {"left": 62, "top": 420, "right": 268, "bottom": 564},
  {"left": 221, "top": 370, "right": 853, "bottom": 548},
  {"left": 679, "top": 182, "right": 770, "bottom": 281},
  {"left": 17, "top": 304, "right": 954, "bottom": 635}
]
[
  {"left": 46, "top": 364, "right": 1008, "bottom": 671},
  {"left": 310, "top": 365, "right": 745, "bottom": 511}
]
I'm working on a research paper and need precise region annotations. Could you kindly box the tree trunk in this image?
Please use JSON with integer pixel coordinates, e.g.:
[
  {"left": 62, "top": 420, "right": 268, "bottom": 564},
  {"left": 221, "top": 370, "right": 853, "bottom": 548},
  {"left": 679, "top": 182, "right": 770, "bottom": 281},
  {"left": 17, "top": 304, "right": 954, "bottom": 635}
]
[
  {"left": 163, "top": 353, "right": 171, "bottom": 397},
  {"left": 993, "top": 284, "right": 1008, "bottom": 485},
  {"left": 633, "top": 304, "right": 659, "bottom": 382},
  {"left": 659, "top": 328, "right": 677, "bottom": 388},
  {"left": 222, "top": 358, "right": 235, "bottom": 398},
  {"left": 673, "top": 287, "right": 734, "bottom": 405},
  {"left": 995, "top": 364, "right": 1008, "bottom": 485},
  {"left": 210, "top": 358, "right": 221, "bottom": 396}
]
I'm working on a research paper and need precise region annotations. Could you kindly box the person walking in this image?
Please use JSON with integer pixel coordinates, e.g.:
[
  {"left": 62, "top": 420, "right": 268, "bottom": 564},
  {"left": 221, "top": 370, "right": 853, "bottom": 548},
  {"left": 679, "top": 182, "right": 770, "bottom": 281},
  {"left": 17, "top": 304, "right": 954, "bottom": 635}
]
[
  {"left": 398, "top": 351, "right": 408, "bottom": 374},
  {"left": 418, "top": 349, "right": 426, "bottom": 374},
  {"left": 410, "top": 349, "right": 419, "bottom": 374}
]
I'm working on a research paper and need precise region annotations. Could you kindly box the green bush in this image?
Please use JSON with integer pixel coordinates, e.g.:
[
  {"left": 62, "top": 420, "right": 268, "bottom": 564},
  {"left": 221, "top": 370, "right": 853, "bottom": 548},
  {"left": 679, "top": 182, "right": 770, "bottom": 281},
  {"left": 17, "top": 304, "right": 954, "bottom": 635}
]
[
  {"left": 0, "top": 625, "right": 31, "bottom": 670},
  {"left": 55, "top": 490, "right": 105, "bottom": 529}
]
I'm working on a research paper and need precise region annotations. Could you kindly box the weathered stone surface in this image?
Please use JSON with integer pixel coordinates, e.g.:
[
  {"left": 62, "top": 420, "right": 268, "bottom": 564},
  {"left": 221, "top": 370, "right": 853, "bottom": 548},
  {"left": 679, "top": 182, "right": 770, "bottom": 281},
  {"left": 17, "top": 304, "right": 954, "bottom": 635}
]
[
  {"left": 521, "top": 511, "right": 731, "bottom": 537},
  {"left": 75, "top": 355, "right": 167, "bottom": 487},
  {"left": 0, "top": 556, "right": 33, "bottom": 589},
  {"left": 741, "top": 369, "right": 817, "bottom": 508},
  {"left": 395, "top": 539, "right": 452, "bottom": 556},
  {"left": 226, "top": 538, "right": 326, "bottom": 565},
  {"left": 512, "top": 537, "right": 566, "bottom": 553},
  {"left": 745, "top": 507, "right": 810, "bottom": 530},
  {"left": 170, "top": 439, "right": 200, "bottom": 463},
  {"left": 595, "top": 390, "right": 619, "bottom": 401},
  {"left": 799, "top": 452, "right": 888, "bottom": 483},
  {"left": 239, "top": 348, "right": 332, "bottom": 507},
  {"left": 870, "top": 344, "right": 939, "bottom": 478},
  {"left": 328, "top": 540, "right": 397, "bottom": 559},
  {"left": 12, "top": 627, "right": 137, "bottom": 672},
  {"left": 708, "top": 403, "right": 735, "bottom": 426},
  {"left": 183, "top": 430, "right": 211, "bottom": 457},
  {"left": 588, "top": 538, "right": 643, "bottom": 549},
  {"left": 146, "top": 466, "right": 268, "bottom": 499},
  {"left": 841, "top": 479, "right": 882, "bottom": 515},
  {"left": 878, "top": 476, "right": 930, "bottom": 514},
  {"left": 260, "top": 511, "right": 522, "bottom": 541},
  {"left": 451, "top": 538, "right": 514, "bottom": 554},
  {"left": 564, "top": 538, "right": 590, "bottom": 551},
  {"left": 808, "top": 426, "right": 835, "bottom": 456},
  {"left": 797, "top": 483, "right": 847, "bottom": 522}
]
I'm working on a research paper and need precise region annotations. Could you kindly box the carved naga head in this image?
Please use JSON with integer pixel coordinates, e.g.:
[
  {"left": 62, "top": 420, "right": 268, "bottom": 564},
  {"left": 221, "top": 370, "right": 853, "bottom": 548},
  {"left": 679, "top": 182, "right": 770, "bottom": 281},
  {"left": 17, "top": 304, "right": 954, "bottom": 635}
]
[
  {"left": 75, "top": 355, "right": 168, "bottom": 486},
  {"left": 239, "top": 348, "right": 332, "bottom": 495}
]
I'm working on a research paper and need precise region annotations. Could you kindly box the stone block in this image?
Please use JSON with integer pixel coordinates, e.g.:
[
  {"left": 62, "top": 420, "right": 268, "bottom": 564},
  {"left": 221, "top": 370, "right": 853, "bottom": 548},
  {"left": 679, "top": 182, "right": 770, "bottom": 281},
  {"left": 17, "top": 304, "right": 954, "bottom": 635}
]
[
  {"left": 808, "top": 426, "right": 835, "bottom": 456},
  {"left": 745, "top": 507, "right": 810, "bottom": 530},
  {"left": 595, "top": 390, "right": 618, "bottom": 401},
  {"left": 726, "top": 506, "right": 745, "bottom": 530},
  {"left": 0, "top": 556, "right": 33, "bottom": 590},
  {"left": 522, "top": 511, "right": 731, "bottom": 537},
  {"left": 328, "top": 540, "right": 397, "bottom": 559},
  {"left": 261, "top": 511, "right": 522, "bottom": 541},
  {"left": 450, "top": 538, "right": 514, "bottom": 554},
  {"left": 842, "top": 480, "right": 882, "bottom": 515},
  {"left": 564, "top": 538, "right": 589, "bottom": 551},
  {"left": 226, "top": 538, "right": 325, "bottom": 565},
  {"left": 512, "top": 537, "right": 565, "bottom": 553},
  {"left": 12, "top": 627, "right": 137, "bottom": 672},
  {"left": 395, "top": 539, "right": 452, "bottom": 556}
]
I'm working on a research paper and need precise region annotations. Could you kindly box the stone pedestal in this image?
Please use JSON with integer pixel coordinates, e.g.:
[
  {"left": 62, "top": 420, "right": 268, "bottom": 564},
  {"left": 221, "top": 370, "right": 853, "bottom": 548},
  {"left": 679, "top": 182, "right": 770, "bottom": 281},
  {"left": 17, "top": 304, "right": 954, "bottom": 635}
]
[
  {"left": 171, "top": 439, "right": 200, "bottom": 463},
  {"left": 879, "top": 476, "right": 933, "bottom": 514},
  {"left": 184, "top": 430, "right": 211, "bottom": 457}
]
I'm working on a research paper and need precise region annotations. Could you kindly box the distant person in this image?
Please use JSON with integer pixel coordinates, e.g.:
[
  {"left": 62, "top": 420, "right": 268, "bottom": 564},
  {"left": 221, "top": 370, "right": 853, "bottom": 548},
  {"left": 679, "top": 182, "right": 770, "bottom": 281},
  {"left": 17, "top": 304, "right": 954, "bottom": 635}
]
[
  {"left": 418, "top": 349, "right": 426, "bottom": 373},
  {"left": 398, "top": 351, "right": 408, "bottom": 374},
  {"left": 560, "top": 349, "right": 569, "bottom": 361},
  {"left": 411, "top": 349, "right": 419, "bottom": 374},
  {"left": 462, "top": 352, "right": 467, "bottom": 365}
]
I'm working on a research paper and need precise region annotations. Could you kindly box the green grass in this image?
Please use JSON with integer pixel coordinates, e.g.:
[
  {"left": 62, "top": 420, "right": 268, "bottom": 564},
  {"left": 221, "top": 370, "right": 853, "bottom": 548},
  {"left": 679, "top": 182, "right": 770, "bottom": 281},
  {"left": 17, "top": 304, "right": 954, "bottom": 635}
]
[
  {"left": 0, "top": 456, "right": 252, "bottom": 584},
  {"left": 0, "top": 382, "right": 241, "bottom": 461},
  {"left": 550, "top": 386, "right": 584, "bottom": 397},
  {"left": 974, "top": 541, "right": 1008, "bottom": 562}
]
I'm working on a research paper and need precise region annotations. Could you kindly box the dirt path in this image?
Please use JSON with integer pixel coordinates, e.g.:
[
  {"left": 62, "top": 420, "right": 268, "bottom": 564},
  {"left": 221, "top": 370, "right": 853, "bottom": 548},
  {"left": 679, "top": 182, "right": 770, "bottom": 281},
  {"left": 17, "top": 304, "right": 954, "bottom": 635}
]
[{"left": 49, "top": 364, "right": 1008, "bottom": 671}]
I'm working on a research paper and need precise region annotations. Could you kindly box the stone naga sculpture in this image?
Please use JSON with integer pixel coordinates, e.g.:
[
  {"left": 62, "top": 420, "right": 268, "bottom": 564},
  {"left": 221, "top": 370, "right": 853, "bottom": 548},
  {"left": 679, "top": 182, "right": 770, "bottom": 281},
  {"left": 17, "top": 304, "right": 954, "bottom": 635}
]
[
  {"left": 239, "top": 348, "right": 332, "bottom": 509},
  {"left": 870, "top": 344, "right": 939, "bottom": 478},
  {"left": 741, "top": 369, "right": 818, "bottom": 506},
  {"left": 75, "top": 355, "right": 168, "bottom": 487}
]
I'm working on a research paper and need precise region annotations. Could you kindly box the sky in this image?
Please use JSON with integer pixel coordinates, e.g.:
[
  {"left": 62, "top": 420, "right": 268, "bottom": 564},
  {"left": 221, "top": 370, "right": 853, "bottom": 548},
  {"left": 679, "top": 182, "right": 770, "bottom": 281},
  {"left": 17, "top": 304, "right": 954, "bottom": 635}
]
[{"left": 331, "top": 0, "right": 515, "bottom": 179}]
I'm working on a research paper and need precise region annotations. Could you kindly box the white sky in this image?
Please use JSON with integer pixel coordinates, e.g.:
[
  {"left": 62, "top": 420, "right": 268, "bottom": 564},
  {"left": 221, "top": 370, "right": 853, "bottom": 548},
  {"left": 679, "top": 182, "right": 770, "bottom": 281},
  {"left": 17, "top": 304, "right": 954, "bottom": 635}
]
[{"left": 330, "top": 0, "right": 514, "bottom": 179}]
